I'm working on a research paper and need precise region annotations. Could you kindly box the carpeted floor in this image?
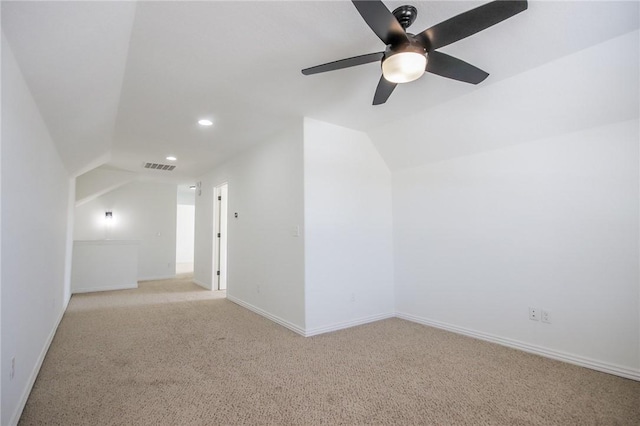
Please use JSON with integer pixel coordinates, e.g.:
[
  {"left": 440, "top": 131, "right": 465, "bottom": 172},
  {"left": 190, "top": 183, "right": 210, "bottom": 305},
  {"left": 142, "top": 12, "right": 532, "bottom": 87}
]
[{"left": 20, "top": 275, "right": 640, "bottom": 425}]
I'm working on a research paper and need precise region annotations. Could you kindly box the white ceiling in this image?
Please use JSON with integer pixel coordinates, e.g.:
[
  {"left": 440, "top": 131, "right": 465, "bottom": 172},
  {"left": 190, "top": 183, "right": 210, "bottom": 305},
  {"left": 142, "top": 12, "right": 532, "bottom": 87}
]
[{"left": 2, "top": 1, "right": 638, "bottom": 182}]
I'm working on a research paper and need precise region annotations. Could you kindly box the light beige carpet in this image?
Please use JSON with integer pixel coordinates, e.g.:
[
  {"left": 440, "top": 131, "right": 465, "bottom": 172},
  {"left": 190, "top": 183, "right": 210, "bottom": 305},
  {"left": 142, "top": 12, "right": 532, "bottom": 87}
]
[{"left": 20, "top": 276, "right": 639, "bottom": 425}]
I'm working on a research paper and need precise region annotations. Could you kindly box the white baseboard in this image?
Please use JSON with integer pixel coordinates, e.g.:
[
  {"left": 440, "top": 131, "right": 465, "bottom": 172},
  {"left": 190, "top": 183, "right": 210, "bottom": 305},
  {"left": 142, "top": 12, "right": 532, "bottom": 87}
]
[
  {"left": 304, "top": 312, "right": 396, "bottom": 337},
  {"left": 71, "top": 283, "right": 137, "bottom": 294},
  {"left": 10, "top": 305, "right": 66, "bottom": 426},
  {"left": 396, "top": 312, "right": 640, "bottom": 382},
  {"left": 192, "top": 279, "right": 211, "bottom": 290},
  {"left": 225, "top": 297, "right": 395, "bottom": 338},
  {"left": 138, "top": 274, "right": 175, "bottom": 282},
  {"left": 226, "top": 295, "right": 306, "bottom": 336}
]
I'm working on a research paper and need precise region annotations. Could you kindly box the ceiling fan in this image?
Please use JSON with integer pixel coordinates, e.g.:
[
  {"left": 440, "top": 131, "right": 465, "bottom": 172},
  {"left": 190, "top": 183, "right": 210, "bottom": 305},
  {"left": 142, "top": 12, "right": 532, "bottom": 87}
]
[{"left": 302, "top": 0, "right": 528, "bottom": 105}]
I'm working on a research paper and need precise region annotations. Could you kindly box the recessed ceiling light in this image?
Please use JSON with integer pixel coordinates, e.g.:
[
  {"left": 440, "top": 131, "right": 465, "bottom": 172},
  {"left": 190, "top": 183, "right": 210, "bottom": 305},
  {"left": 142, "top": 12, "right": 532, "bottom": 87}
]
[
  {"left": 166, "top": 156, "right": 177, "bottom": 161},
  {"left": 198, "top": 119, "right": 213, "bottom": 126}
]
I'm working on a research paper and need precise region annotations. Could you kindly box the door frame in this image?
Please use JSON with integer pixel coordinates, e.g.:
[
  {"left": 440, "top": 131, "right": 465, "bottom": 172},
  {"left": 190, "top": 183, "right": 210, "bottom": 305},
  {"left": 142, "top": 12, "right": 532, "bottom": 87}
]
[{"left": 213, "top": 182, "right": 228, "bottom": 290}]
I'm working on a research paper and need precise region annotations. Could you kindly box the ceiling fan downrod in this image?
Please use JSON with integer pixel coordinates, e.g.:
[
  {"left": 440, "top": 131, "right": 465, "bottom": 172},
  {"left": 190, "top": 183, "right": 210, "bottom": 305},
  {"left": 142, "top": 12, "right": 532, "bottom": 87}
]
[{"left": 392, "top": 5, "right": 418, "bottom": 30}]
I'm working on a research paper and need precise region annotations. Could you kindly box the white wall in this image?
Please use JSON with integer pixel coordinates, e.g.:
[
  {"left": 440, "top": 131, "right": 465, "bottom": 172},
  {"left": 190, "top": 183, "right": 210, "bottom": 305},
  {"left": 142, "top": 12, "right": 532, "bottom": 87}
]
[
  {"left": 372, "top": 28, "right": 640, "bottom": 379},
  {"left": 1, "top": 35, "right": 72, "bottom": 425},
  {"left": 75, "top": 166, "right": 135, "bottom": 206},
  {"left": 393, "top": 119, "right": 639, "bottom": 377},
  {"left": 194, "top": 124, "right": 305, "bottom": 331},
  {"left": 74, "top": 181, "right": 177, "bottom": 281},
  {"left": 71, "top": 240, "right": 139, "bottom": 293},
  {"left": 63, "top": 181, "right": 76, "bottom": 305},
  {"left": 303, "top": 118, "right": 394, "bottom": 335}
]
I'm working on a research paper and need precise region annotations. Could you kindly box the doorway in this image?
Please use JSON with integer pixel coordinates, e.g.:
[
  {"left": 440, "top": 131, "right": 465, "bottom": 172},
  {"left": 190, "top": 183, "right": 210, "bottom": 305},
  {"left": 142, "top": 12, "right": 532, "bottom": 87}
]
[
  {"left": 176, "top": 185, "right": 196, "bottom": 274},
  {"left": 214, "top": 183, "right": 228, "bottom": 290}
]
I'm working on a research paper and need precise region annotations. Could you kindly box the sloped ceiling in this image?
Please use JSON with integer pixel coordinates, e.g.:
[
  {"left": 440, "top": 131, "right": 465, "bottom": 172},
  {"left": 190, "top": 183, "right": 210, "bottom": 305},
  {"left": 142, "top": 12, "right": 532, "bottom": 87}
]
[
  {"left": 2, "top": 1, "right": 137, "bottom": 176},
  {"left": 372, "top": 30, "right": 640, "bottom": 170},
  {"left": 2, "top": 1, "right": 638, "bottom": 181}
]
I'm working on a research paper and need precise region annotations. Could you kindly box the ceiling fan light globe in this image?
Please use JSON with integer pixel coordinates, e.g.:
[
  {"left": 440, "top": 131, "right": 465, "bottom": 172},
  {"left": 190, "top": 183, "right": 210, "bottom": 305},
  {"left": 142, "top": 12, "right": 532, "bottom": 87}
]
[{"left": 381, "top": 51, "right": 426, "bottom": 83}]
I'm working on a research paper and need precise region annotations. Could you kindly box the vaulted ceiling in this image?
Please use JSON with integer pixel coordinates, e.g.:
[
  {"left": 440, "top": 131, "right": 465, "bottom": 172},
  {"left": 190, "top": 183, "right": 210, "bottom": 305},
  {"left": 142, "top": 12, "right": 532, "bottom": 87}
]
[{"left": 2, "top": 1, "right": 638, "bottom": 182}]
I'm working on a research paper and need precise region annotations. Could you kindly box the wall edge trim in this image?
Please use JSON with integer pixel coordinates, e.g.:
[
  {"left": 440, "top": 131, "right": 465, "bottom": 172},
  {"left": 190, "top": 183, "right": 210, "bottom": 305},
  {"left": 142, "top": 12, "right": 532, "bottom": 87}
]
[{"left": 396, "top": 312, "right": 640, "bottom": 382}]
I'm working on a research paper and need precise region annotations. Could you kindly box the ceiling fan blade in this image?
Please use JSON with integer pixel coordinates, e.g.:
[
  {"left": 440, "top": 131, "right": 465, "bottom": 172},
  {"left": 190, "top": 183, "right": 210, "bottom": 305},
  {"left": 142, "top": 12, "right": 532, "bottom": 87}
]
[
  {"left": 302, "top": 52, "right": 384, "bottom": 75},
  {"left": 416, "top": 0, "right": 528, "bottom": 51},
  {"left": 373, "top": 75, "right": 397, "bottom": 105},
  {"left": 352, "top": 0, "right": 408, "bottom": 46},
  {"left": 426, "top": 51, "right": 489, "bottom": 84}
]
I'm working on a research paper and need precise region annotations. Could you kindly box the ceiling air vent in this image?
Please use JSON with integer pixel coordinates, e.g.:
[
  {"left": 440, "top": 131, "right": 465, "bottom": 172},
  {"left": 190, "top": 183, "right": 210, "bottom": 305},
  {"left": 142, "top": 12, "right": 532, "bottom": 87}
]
[{"left": 143, "top": 162, "right": 176, "bottom": 171}]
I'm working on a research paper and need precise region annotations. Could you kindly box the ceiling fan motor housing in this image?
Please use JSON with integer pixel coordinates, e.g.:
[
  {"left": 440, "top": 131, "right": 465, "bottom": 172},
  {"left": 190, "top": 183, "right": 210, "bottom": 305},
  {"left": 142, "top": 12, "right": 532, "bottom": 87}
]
[
  {"left": 383, "top": 37, "right": 426, "bottom": 61},
  {"left": 386, "top": 6, "right": 426, "bottom": 67}
]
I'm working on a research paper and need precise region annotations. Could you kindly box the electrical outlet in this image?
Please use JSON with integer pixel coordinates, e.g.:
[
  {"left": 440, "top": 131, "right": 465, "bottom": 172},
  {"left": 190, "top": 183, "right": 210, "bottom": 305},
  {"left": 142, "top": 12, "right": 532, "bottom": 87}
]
[
  {"left": 350, "top": 293, "right": 356, "bottom": 302},
  {"left": 541, "top": 309, "right": 551, "bottom": 324},
  {"left": 256, "top": 285, "right": 260, "bottom": 294},
  {"left": 529, "top": 307, "right": 539, "bottom": 321},
  {"left": 10, "top": 357, "right": 15, "bottom": 381}
]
